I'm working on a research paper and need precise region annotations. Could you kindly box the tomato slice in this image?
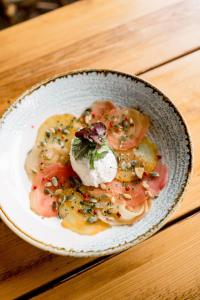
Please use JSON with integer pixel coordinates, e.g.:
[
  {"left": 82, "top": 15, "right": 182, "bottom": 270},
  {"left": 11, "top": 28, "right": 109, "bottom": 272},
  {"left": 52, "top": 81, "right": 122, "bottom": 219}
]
[
  {"left": 81, "top": 179, "right": 148, "bottom": 209},
  {"left": 33, "top": 163, "right": 75, "bottom": 190},
  {"left": 103, "top": 107, "right": 149, "bottom": 150},
  {"left": 25, "top": 114, "right": 82, "bottom": 180},
  {"left": 115, "top": 137, "right": 158, "bottom": 182},
  {"left": 79, "top": 179, "right": 153, "bottom": 225},
  {"left": 97, "top": 200, "right": 148, "bottom": 226},
  {"left": 30, "top": 188, "right": 58, "bottom": 217},
  {"left": 90, "top": 101, "right": 116, "bottom": 123},
  {"left": 84, "top": 181, "right": 149, "bottom": 225},
  {"left": 133, "top": 137, "right": 158, "bottom": 172},
  {"left": 30, "top": 163, "right": 76, "bottom": 217},
  {"left": 107, "top": 180, "right": 148, "bottom": 208},
  {"left": 59, "top": 189, "right": 109, "bottom": 235},
  {"left": 146, "top": 162, "right": 168, "bottom": 197}
]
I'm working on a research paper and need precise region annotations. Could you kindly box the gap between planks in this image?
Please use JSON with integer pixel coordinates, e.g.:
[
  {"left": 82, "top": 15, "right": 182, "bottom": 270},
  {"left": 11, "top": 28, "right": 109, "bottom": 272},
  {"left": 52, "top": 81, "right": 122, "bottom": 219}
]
[
  {"left": 16, "top": 207, "right": 200, "bottom": 300},
  {"left": 137, "top": 46, "right": 200, "bottom": 76},
  {"left": 33, "top": 209, "right": 200, "bottom": 300},
  {"left": 0, "top": 0, "right": 200, "bottom": 109},
  {"left": 2, "top": 46, "right": 200, "bottom": 300}
]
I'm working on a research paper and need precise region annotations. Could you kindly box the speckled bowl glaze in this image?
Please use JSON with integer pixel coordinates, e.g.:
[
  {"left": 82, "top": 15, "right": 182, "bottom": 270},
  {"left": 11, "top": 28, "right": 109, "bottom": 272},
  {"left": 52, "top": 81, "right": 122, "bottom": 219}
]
[{"left": 0, "top": 70, "right": 192, "bottom": 257}]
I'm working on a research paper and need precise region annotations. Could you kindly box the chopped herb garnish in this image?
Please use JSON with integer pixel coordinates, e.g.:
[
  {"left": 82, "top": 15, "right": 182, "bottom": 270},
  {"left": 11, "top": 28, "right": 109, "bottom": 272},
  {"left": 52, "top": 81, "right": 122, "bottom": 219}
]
[
  {"left": 80, "top": 201, "right": 86, "bottom": 205},
  {"left": 44, "top": 188, "right": 51, "bottom": 195},
  {"left": 114, "top": 124, "right": 120, "bottom": 129},
  {"left": 57, "top": 138, "right": 61, "bottom": 145},
  {"left": 119, "top": 135, "right": 127, "bottom": 142},
  {"left": 131, "top": 160, "right": 137, "bottom": 167},
  {"left": 51, "top": 176, "right": 58, "bottom": 187},
  {"left": 31, "top": 168, "right": 38, "bottom": 174},
  {"left": 45, "top": 181, "right": 52, "bottom": 187},
  {"left": 90, "top": 198, "right": 97, "bottom": 203},
  {"left": 51, "top": 127, "right": 56, "bottom": 133},
  {"left": 62, "top": 195, "right": 73, "bottom": 201},
  {"left": 149, "top": 171, "right": 159, "bottom": 177},
  {"left": 121, "top": 160, "right": 127, "bottom": 170},
  {"left": 62, "top": 128, "right": 69, "bottom": 134},
  {"left": 82, "top": 108, "right": 92, "bottom": 117},
  {"left": 40, "top": 140, "right": 46, "bottom": 147},
  {"left": 83, "top": 207, "right": 92, "bottom": 214},
  {"left": 45, "top": 130, "right": 51, "bottom": 138},
  {"left": 87, "top": 216, "right": 98, "bottom": 223},
  {"left": 103, "top": 209, "right": 112, "bottom": 215},
  {"left": 122, "top": 120, "right": 130, "bottom": 131}
]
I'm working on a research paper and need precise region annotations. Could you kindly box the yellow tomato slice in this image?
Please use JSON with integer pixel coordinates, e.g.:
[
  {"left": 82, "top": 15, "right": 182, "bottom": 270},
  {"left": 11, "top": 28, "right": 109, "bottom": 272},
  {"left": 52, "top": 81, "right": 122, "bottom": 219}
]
[
  {"left": 97, "top": 200, "right": 149, "bottom": 226},
  {"left": 80, "top": 100, "right": 116, "bottom": 125},
  {"left": 116, "top": 137, "right": 158, "bottom": 182},
  {"left": 25, "top": 114, "right": 82, "bottom": 179},
  {"left": 103, "top": 107, "right": 149, "bottom": 150},
  {"left": 59, "top": 189, "right": 109, "bottom": 235},
  {"left": 36, "top": 114, "right": 81, "bottom": 156},
  {"left": 134, "top": 137, "right": 158, "bottom": 173},
  {"left": 115, "top": 149, "right": 135, "bottom": 182}
]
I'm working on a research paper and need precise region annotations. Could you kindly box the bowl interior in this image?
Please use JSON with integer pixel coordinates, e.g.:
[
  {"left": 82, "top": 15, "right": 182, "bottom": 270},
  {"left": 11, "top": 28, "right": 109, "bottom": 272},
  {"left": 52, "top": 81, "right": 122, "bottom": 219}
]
[{"left": 0, "top": 71, "right": 191, "bottom": 256}]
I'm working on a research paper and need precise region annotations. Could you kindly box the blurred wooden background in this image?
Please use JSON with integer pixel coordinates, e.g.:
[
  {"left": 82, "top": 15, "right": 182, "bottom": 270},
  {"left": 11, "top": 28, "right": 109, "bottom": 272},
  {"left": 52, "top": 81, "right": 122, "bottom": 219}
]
[
  {"left": 0, "top": 0, "right": 200, "bottom": 299},
  {"left": 0, "top": 0, "right": 77, "bottom": 28}
]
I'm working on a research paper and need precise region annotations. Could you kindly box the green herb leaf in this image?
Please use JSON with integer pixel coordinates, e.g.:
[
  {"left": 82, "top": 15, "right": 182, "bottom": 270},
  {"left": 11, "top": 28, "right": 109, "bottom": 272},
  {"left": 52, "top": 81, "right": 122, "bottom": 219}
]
[
  {"left": 95, "top": 151, "right": 108, "bottom": 160},
  {"left": 72, "top": 137, "right": 109, "bottom": 170},
  {"left": 44, "top": 188, "right": 51, "bottom": 195},
  {"left": 89, "top": 151, "right": 95, "bottom": 169},
  {"left": 89, "top": 149, "right": 108, "bottom": 169},
  {"left": 72, "top": 138, "right": 93, "bottom": 160}
]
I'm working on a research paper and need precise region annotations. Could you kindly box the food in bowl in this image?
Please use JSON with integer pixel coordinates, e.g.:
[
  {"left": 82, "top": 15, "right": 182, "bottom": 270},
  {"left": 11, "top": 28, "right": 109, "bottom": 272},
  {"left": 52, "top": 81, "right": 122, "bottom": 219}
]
[{"left": 25, "top": 100, "right": 168, "bottom": 235}]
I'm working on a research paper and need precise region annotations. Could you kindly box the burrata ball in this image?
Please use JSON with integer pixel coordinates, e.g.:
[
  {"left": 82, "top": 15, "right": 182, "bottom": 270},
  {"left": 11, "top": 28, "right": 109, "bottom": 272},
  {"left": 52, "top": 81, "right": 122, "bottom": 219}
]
[{"left": 70, "top": 146, "right": 117, "bottom": 187}]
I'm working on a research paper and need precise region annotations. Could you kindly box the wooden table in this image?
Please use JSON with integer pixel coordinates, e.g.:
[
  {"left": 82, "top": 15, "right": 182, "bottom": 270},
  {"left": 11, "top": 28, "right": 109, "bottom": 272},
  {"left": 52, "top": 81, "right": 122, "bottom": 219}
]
[{"left": 0, "top": 0, "right": 200, "bottom": 299}]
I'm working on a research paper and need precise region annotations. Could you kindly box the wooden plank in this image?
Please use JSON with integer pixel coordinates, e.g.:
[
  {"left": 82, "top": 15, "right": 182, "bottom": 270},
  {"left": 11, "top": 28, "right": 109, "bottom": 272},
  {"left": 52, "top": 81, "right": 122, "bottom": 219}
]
[
  {"left": 0, "top": 1, "right": 200, "bottom": 297},
  {"left": 34, "top": 211, "right": 200, "bottom": 300},
  {"left": 0, "top": 0, "right": 200, "bottom": 111},
  {"left": 0, "top": 221, "right": 93, "bottom": 299},
  {"left": 141, "top": 50, "right": 200, "bottom": 220},
  {"left": 1, "top": 50, "right": 200, "bottom": 300}
]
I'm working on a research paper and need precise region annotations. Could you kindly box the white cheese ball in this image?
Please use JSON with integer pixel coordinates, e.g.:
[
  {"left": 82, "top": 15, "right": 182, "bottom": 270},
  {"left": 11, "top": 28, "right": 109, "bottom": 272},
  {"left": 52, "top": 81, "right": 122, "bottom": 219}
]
[{"left": 70, "top": 148, "right": 117, "bottom": 187}]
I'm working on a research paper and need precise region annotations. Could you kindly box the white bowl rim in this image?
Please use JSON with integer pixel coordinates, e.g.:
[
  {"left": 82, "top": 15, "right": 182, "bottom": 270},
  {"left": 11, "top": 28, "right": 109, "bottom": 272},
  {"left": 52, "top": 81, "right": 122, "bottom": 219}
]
[{"left": 0, "top": 69, "right": 193, "bottom": 257}]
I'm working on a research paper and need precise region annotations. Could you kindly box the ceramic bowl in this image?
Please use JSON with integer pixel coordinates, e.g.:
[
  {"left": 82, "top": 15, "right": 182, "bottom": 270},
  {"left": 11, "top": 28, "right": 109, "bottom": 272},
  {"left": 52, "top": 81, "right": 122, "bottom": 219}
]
[{"left": 0, "top": 70, "right": 192, "bottom": 256}]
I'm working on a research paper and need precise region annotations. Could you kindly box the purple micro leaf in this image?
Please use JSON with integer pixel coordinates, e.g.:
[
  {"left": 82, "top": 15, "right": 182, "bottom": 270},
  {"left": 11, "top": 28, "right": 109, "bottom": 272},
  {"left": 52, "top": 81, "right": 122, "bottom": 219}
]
[{"left": 75, "top": 122, "right": 106, "bottom": 145}]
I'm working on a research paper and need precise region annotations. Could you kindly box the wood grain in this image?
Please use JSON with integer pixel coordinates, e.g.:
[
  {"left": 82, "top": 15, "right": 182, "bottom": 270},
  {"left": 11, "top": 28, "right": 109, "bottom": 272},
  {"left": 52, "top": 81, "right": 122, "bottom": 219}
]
[
  {"left": 35, "top": 211, "right": 200, "bottom": 300},
  {"left": 0, "top": 0, "right": 200, "bottom": 298},
  {"left": 0, "top": 0, "right": 200, "bottom": 113},
  {"left": 142, "top": 50, "right": 200, "bottom": 221},
  {"left": 0, "top": 222, "right": 93, "bottom": 298},
  {"left": 1, "top": 49, "right": 200, "bottom": 300}
]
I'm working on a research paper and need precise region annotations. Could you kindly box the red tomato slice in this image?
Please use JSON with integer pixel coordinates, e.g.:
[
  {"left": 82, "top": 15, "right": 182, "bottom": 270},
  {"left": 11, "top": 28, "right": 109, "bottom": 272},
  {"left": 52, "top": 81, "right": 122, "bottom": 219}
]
[
  {"left": 90, "top": 101, "right": 116, "bottom": 123},
  {"left": 84, "top": 179, "right": 147, "bottom": 209},
  {"left": 33, "top": 163, "right": 76, "bottom": 190},
  {"left": 146, "top": 162, "right": 168, "bottom": 197},
  {"left": 103, "top": 108, "right": 149, "bottom": 150},
  {"left": 107, "top": 180, "right": 148, "bottom": 208},
  {"left": 30, "top": 163, "right": 77, "bottom": 217},
  {"left": 30, "top": 188, "right": 58, "bottom": 217}
]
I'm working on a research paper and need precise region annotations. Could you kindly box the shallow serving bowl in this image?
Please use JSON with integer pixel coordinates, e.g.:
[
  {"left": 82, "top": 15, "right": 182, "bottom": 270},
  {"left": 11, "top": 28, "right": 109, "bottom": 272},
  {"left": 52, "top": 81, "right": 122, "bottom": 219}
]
[{"left": 0, "top": 70, "right": 192, "bottom": 257}]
